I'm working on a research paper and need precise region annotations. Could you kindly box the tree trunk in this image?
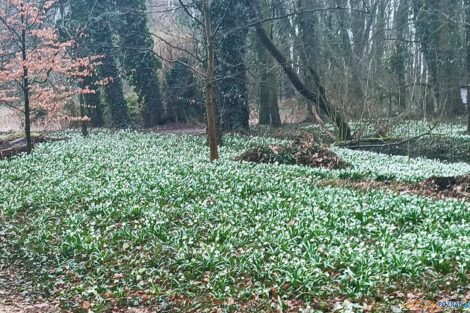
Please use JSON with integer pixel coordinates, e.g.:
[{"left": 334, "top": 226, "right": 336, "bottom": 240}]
[
  {"left": 116, "top": 0, "right": 164, "bottom": 127},
  {"left": 298, "top": 0, "right": 320, "bottom": 123},
  {"left": 258, "top": 64, "right": 271, "bottom": 125},
  {"left": 102, "top": 56, "right": 129, "bottom": 128},
  {"left": 392, "top": 0, "right": 409, "bottom": 111},
  {"left": 21, "top": 25, "right": 32, "bottom": 154},
  {"left": 269, "top": 74, "right": 282, "bottom": 127},
  {"left": 249, "top": 1, "right": 352, "bottom": 140},
  {"left": 93, "top": 17, "right": 128, "bottom": 128},
  {"left": 334, "top": 0, "right": 365, "bottom": 116},
  {"left": 79, "top": 95, "right": 89, "bottom": 137},
  {"left": 203, "top": 0, "right": 219, "bottom": 161},
  {"left": 413, "top": 0, "right": 462, "bottom": 117},
  {"left": 257, "top": 0, "right": 281, "bottom": 127},
  {"left": 466, "top": 0, "right": 470, "bottom": 132},
  {"left": 214, "top": 1, "right": 249, "bottom": 131},
  {"left": 438, "top": 0, "right": 462, "bottom": 116},
  {"left": 466, "top": 98, "right": 470, "bottom": 131}
]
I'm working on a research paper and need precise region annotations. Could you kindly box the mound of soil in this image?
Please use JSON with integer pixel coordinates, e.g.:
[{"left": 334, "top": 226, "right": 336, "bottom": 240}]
[
  {"left": 237, "top": 143, "right": 349, "bottom": 169},
  {"left": 423, "top": 175, "right": 470, "bottom": 197}
]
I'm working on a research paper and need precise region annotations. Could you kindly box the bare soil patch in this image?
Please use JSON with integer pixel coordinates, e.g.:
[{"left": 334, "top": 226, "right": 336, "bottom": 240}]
[
  {"left": 423, "top": 175, "right": 470, "bottom": 198},
  {"left": 0, "top": 266, "right": 58, "bottom": 313}
]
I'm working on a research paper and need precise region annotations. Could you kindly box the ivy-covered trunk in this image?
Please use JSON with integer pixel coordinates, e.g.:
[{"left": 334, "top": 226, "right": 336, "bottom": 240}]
[
  {"left": 116, "top": 0, "right": 163, "bottom": 127},
  {"left": 100, "top": 45, "right": 129, "bottom": 128},
  {"left": 214, "top": 1, "right": 250, "bottom": 131}
]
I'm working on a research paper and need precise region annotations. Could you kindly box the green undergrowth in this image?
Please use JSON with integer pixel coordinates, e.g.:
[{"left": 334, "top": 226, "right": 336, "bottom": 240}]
[{"left": 0, "top": 131, "right": 469, "bottom": 311}]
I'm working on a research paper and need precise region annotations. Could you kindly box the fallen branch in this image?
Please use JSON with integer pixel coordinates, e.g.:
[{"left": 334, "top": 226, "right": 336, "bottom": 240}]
[{"left": 343, "top": 123, "right": 439, "bottom": 149}]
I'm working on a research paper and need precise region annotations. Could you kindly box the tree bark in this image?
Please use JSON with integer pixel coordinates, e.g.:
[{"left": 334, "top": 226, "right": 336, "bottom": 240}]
[
  {"left": 466, "top": 0, "right": 470, "bottom": 132},
  {"left": 257, "top": 0, "right": 281, "bottom": 127},
  {"left": 258, "top": 66, "right": 271, "bottom": 125},
  {"left": 269, "top": 75, "right": 282, "bottom": 127},
  {"left": 298, "top": 0, "right": 320, "bottom": 122},
  {"left": 79, "top": 94, "right": 89, "bottom": 137},
  {"left": 413, "top": 0, "right": 462, "bottom": 117},
  {"left": 203, "top": 0, "right": 219, "bottom": 161},
  {"left": 335, "top": 0, "right": 365, "bottom": 115},
  {"left": 249, "top": 1, "right": 351, "bottom": 140},
  {"left": 392, "top": 0, "right": 409, "bottom": 111},
  {"left": 21, "top": 23, "right": 32, "bottom": 154}
]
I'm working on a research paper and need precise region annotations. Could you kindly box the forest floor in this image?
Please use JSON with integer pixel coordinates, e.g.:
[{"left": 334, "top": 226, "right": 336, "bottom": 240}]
[
  {"left": 0, "top": 124, "right": 205, "bottom": 160},
  {"left": 0, "top": 266, "right": 58, "bottom": 313},
  {"left": 0, "top": 121, "right": 469, "bottom": 312}
]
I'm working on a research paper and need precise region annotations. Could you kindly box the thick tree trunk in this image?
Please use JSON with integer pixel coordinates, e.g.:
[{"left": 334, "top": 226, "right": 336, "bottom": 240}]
[
  {"left": 116, "top": 0, "right": 164, "bottom": 127},
  {"left": 102, "top": 56, "right": 129, "bottom": 128},
  {"left": 298, "top": 0, "right": 319, "bottom": 123},
  {"left": 413, "top": 0, "right": 462, "bottom": 117},
  {"left": 335, "top": 0, "right": 365, "bottom": 116},
  {"left": 214, "top": 2, "right": 249, "bottom": 131},
  {"left": 203, "top": 0, "right": 219, "bottom": 161},
  {"left": 392, "top": 0, "right": 409, "bottom": 111},
  {"left": 249, "top": 2, "right": 352, "bottom": 140},
  {"left": 438, "top": 1, "right": 461, "bottom": 116},
  {"left": 269, "top": 74, "right": 282, "bottom": 127},
  {"left": 258, "top": 72, "right": 271, "bottom": 125},
  {"left": 93, "top": 18, "right": 128, "bottom": 128},
  {"left": 256, "top": 0, "right": 281, "bottom": 127}
]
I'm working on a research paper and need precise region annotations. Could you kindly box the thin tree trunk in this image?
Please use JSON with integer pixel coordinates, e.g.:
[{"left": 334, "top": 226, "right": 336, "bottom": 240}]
[
  {"left": 468, "top": 101, "right": 470, "bottom": 133},
  {"left": 203, "top": 0, "right": 219, "bottom": 161},
  {"left": 79, "top": 96, "right": 88, "bottom": 137},
  {"left": 21, "top": 23, "right": 32, "bottom": 154},
  {"left": 466, "top": 0, "right": 470, "bottom": 132}
]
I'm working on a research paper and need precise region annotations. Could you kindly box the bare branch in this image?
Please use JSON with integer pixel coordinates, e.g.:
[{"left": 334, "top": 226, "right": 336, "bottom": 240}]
[
  {"left": 211, "top": 0, "right": 233, "bottom": 39},
  {"left": 177, "top": 0, "right": 204, "bottom": 28}
]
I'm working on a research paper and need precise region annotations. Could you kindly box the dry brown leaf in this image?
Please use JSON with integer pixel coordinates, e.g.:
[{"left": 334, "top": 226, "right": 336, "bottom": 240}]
[{"left": 82, "top": 300, "right": 91, "bottom": 310}]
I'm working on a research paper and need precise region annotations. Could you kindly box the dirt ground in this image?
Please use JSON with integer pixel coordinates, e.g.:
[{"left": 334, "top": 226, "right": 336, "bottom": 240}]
[{"left": 0, "top": 266, "right": 58, "bottom": 313}]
